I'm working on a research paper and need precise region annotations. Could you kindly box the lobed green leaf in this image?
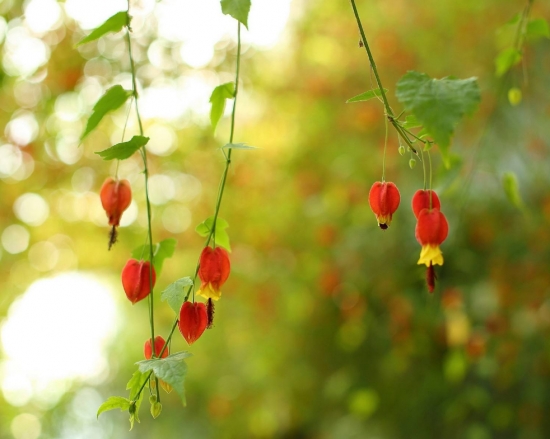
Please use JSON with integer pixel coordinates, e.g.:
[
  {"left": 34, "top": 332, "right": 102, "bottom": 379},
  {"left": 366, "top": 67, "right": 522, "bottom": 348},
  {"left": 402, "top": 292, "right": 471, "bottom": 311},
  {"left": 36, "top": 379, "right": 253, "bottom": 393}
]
[
  {"left": 495, "top": 48, "right": 522, "bottom": 77},
  {"left": 161, "top": 277, "right": 194, "bottom": 314},
  {"left": 131, "top": 238, "right": 177, "bottom": 276},
  {"left": 77, "top": 11, "right": 128, "bottom": 47},
  {"left": 210, "top": 82, "right": 235, "bottom": 132},
  {"left": 136, "top": 352, "right": 193, "bottom": 405},
  {"left": 95, "top": 135, "right": 149, "bottom": 160},
  {"left": 395, "top": 71, "right": 480, "bottom": 166},
  {"left": 346, "top": 88, "right": 388, "bottom": 103},
  {"left": 97, "top": 396, "right": 131, "bottom": 419},
  {"left": 81, "top": 85, "right": 133, "bottom": 141},
  {"left": 220, "top": 0, "right": 251, "bottom": 28},
  {"left": 195, "top": 217, "right": 231, "bottom": 251}
]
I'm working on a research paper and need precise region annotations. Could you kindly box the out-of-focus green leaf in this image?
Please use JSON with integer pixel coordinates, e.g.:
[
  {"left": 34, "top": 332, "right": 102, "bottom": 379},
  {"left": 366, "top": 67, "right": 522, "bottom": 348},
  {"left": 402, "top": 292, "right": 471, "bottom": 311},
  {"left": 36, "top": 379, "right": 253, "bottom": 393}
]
[
  {"left": 76, "top": 11, "right": 128, "bottom": 46},
  {"left": 346, "top": 88, "right": 388, "bottom": 103},
  {"left": 97, "top": 396, "right": 131, "bottom": 419},
  {"left": 95, "top": 135, "right": 149, "bottom": 160},
  {"left": 525, "top": 18, "right": 550, "bottom": 40},
  {"left": 222, "top": 142, "right": 258, "bottom": 150},
  {"left": 503, "top": 172, "right": 524, "bottom": 209},
  {"left": 131, "top": 238, "right": 177, "bottom": 276},
  {"left": 220, "top": 0, "right": 251, "bottom": 28},
  {"left": 195, "top": 217, "right": 231, "bottom": 251},
  {"left": 402, "top": 114, "right": 422, "bottom": 129},
  {"left": 495, "top": 48, "right": 522, "bottom": 77},
  {"left": 161, "top": 277, "right": 193, "bottom": 314},
  {"left": 444, "top": 350, "right": 467, "bottom": 383},
  {"left": 396, "top": 71, "right": 480, "bottom": 166},
  {"left": 81, "top": 85, "right": 133, "bottom": 140},
  {"left": 136, "top": 352, "right": 193, "bottom": 405},
  {"left": 210, "top": 82, "right": 235, "bottom": 132}
]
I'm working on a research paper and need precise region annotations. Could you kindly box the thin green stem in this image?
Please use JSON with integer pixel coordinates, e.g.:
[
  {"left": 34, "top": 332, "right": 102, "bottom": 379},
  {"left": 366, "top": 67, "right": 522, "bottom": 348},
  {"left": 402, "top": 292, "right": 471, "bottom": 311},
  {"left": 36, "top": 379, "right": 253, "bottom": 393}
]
[
  {"left": 427, "top": 150, "right": 433, "bottom": 209},
  {"left": 420, "top": 149, "right": 427, "bottom": 191},
  {"left": 381, "top": 115, "right": 388, "bottom": 181},
  {"left": 126, "top": 4, "right": 155, "bottom": 355}
]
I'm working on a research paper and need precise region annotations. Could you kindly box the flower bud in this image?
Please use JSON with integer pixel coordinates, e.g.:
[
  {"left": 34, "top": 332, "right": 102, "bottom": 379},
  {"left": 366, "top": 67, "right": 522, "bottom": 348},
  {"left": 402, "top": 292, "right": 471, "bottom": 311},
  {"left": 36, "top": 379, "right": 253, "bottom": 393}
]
[
  {"left": 144, "top": 336, "right": 169, "bottom": 359},
  {"left": 122, "top": 259, "right": 156, "bottom": 304},
  {"left": 178, "top": 301, "right": 208, "bottom": 345},
  {"left": 368, "top": 181, "right": 400, "bottom": 230},
  {"left": 197, "top": 246, "right": 231, "bottom": 301}
]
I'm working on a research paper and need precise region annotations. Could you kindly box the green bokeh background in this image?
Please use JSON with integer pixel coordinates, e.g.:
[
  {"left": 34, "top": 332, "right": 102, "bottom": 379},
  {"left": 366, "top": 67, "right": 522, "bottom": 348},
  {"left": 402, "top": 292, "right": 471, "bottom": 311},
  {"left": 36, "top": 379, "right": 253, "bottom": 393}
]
[{"left": 1, "top": 0, "right": 550, "bottom": 438}]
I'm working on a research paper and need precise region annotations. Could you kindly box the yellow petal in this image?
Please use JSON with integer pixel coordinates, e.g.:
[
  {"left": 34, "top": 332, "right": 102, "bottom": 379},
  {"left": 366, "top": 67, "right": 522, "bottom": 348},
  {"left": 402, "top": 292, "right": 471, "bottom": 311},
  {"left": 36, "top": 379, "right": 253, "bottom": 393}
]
[
  {"left": 417, "top": 245, "right": 444, "bottom": 266},
  {"left": 197, "top": 282, "right": 222, "bottom": 301}
]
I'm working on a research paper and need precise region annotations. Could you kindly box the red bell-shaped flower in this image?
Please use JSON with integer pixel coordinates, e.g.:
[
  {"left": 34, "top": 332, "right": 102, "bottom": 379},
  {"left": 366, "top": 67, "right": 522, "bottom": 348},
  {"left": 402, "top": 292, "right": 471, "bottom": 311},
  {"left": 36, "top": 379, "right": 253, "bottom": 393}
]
[
  {"left": 144, "top": 336, "right": 169, "bottom": 359},
  {"left": 178, "top": 301, "right": 208, "bottom": 345},
  {"left": 411, "top": 189, "right": 441, "bottom": 219},
  {"left": 100, "top": 177, "right": 132, "bottom": 249},
  {"left": 197, "top": 246, "right": 230, "bottom": 301},
  {"left": 121, "top": 259, "right": 156, "bottom": 304},
  {"left": 368, "top": 181, "right": 400, "bottom": 229},
  {"left": 415, "top": 208, "right": 449, "bottom": 266}
]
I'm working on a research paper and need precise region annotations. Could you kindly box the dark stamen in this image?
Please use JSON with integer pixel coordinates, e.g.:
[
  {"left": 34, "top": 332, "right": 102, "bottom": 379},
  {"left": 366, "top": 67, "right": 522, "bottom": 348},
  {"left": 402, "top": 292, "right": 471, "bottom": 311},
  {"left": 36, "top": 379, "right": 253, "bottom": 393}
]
[
  {"left": 426, "top": 263, "right": 437, "bottom": 293},
  {"left": 207, "top": 298, "right": 215, "bottom": 329},
  {"left": 108, "top": 226, "right": 118, "bottom": 250}
]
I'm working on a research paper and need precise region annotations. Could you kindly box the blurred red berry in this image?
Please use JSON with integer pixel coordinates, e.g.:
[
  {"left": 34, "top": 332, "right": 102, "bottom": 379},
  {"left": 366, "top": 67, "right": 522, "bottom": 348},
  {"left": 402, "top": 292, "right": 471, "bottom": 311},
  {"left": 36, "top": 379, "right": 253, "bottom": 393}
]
[
  {"left": 122, "top": 259, "right": 156, "bottom": 304},
  {"left": 144, "top": 336, "right": 169, "bottom": 359},
  {"left": 100, "top": 177, "right": 132, "bottom": 249},
  {"left": 411, "top": 189, "right": 441, "bottom": 219},
  {"left": 415, "top": 209, "right": 449, "bottom": 266},
  {"left": 197, "top": 246, "right": 230, "bottom": 301},
  {"left": 178, "top": 302, "right": 208, "bottom": 345},
  {"left": 368, "top": 181, "right": 400, "bottom": 229}
]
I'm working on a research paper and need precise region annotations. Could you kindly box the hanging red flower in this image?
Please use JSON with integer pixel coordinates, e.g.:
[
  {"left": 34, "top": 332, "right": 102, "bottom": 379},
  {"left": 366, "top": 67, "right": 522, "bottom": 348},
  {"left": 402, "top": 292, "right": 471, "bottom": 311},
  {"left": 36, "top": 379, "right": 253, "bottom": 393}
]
[
  {"left": 121, "top": 259, "right": 156, "bottom": 304},
  {"left": 415, "top": 208, "right": 449, "bottom": 266},
  {"left": 411, "top": 189, "right": 441, "bottom": 218},
  {"left": 368, "top": 181, "right": 400, "bottom": 229},
  {"left": 197, "top": 246, "right": 230, "bottom": 301},
  {"left": 144, "top": 336, "right": 169, "bottom": 359},
  {"left": 100, "top": 177, "right": 132, "bottom": 249},
  {"left": 178, "top": 301, "right": 208, "bottom": 345}
]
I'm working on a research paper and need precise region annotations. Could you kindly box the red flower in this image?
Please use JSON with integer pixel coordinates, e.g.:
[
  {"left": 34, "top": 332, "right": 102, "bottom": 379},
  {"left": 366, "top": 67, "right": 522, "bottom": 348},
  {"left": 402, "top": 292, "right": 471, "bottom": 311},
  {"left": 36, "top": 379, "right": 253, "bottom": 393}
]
[
  {"left": 100, "top": 177, "right": 132, "bottom": 249},
  {"left": 178, "top": 302, "right": 208, "bottom": 345},
  {"left": 368, "top": 181, "right": 400, "bottom": 229},
  {"left": 121, "top": 259, "right": 156, "bottom": 304},
  {"left": 411, "top": 189, "right": 441, "bottom": 219},
  {"left": 415, "top": 209, "right": 449, "bottom": 266},
  {"left": 197, "top": 246, "right": 230, "bottom": 301},
  {"left": 144, "top": 336, "right": 169, "bottom": 359}
]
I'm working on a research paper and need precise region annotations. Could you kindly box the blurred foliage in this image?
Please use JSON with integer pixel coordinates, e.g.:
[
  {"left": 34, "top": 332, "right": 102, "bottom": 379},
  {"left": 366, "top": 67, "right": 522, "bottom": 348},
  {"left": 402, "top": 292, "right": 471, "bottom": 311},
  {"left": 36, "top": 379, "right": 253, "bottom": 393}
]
[{"left": 0, "top": 0, "right": 550, "bottom": 438}]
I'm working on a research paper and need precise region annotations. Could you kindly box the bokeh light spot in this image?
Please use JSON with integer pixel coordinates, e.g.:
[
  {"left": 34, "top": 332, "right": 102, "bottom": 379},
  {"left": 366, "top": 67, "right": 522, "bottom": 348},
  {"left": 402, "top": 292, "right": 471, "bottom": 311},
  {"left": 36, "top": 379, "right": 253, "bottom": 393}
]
[
  {"left": 1, "top": 224, "right": 30, "bottom": 254},
  {"left": 13, "top": 193, "right": 50, "bottom": 226},
  {"left": 10, "top": 413, "right": 41, "bottom": 439}
]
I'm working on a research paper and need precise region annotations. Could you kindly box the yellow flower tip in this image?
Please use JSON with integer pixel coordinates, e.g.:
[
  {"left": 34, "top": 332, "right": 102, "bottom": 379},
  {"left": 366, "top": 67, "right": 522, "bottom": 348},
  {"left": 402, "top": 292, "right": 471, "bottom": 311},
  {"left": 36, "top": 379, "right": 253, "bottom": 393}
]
[
  {"left": 417, "top": 244, "right": 444, "bottom": 266},
  {"left": 197, "top": 282, "right": 222, "bottom": 301},
  {"left": 377, "top": 214, "right": 392, "bottom": 229}
]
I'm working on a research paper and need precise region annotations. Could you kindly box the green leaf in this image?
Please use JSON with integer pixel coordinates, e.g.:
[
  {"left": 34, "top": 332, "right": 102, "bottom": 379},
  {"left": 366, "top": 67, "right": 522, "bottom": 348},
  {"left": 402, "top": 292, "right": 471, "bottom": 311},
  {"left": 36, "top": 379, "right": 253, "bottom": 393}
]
[
  {"left": 495, "top": 48, "right": 522, "bottom": 77},
  {"left": 346, "top": 88, "right": 388, "bottom": 103},
  {"left": 195, "top": 217, "right": 231, "bottom": 251},
  {"left": 97, "top": 396, "right": 131, "bottom": 419},
  {"left": 81, "top": 85, "right": 133, "bottom": 140},
  {"left": 220, "top": 0, "right": 251, "bottom": 28},
  {"left": 76, "top": 11, "right": 128, "bottom": 47},
  {"left": 525, "top": 19, "right": 550, "bottom": 40},
  {"left": 502, "top": 172, "right": 524, "bottom": 210},
  {"left": 126, "top": 370, "right": 147, "bottom": 429},
  {"left": 402, "top": 114, "right": 422, "bottom": 129},
  {"left": 161, "top": 277, "right": 193, "bottom": 314},
  {"left": 136, "top": 352, "right": 193, "bottom": 405},
  {"left": 222, "top": 142, "right": 258, "bottom": 150},
  {"left": 395, "top": 71, "right": 480, "bottom": 165},
  {"left": 210, "top": 82, "right": 235, "bottom": 132},
  {"left": 95, "top": 135, "right": 149, "bottom": 160},
  {"left": 131, "top": 238, "right": 177, "bottom": 276}
]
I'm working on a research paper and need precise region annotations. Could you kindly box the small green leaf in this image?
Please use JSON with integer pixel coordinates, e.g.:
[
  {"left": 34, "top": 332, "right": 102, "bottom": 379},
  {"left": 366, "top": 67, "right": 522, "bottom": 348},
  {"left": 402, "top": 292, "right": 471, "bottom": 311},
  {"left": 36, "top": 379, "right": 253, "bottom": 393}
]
[
  {"left": 195, "top": 217, "right": 231, "bottom": 251},
  {"left": 210, "top": 82, "right": 235, "bottom": 132},
  {"left": 503, "top": 172, "right": 524, "bottom": 210},
  {"left": 222, "top": 142, "right": 258, "bottom": 150},
  {"left": 220, "top": 0, "right": 251, "bottom": 28},
  {"left": 126, "top": 370, "right": 147, "bottom": 429},
  {"left": 161, "top": 277, "right": 193, "bottom": 314},
  {"left": 131, "top": 238, "right": 177, "bottom": 276},
  {"left": 346, "top": 88, "right": 388, "bottom": 103},
  {"left": 97, "top": 396, "right": 131, "bottom": 419},
  {"left": 136, "top": 352, "right": 193, "bottom": 405},
  {"left": 81, "top": 85, "right": 133, "bottom": 140},
  {"left": 95, "top": 135, "right": 149, "bottom": 160},
  {"left": 402, "top": 114, "right": 422, "bottom": 129},
  {"left": 495, "top": 48, "right": 522, "bottom": 77},
  {"left": 396, "top": 71, "right": 480, "bottom": 165},
  {"left": 77, "top": 11, "right": 128, "bottom": 47},
  {"left": 525, "top": 18, "right": 550, "bottom": 41}
]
